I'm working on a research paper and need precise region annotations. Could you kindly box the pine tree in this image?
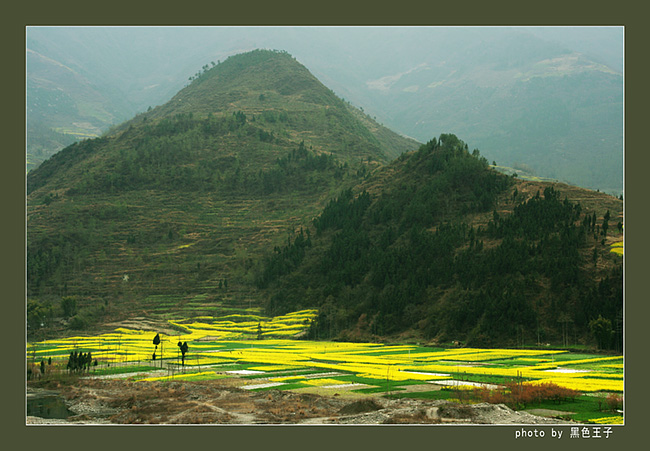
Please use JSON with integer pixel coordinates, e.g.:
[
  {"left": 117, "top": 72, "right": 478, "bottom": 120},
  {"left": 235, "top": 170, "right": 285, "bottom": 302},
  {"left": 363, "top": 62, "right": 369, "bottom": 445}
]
[{"left": 602, "top": 210, "right": 610, "bottom": 237}]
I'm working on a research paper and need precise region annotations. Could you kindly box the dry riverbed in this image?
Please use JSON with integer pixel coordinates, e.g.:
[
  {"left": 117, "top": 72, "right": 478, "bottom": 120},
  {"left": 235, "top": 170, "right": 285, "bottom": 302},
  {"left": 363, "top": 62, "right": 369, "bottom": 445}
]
[{"left": 26, "top": 377, "right": 569, "bottom": 425}]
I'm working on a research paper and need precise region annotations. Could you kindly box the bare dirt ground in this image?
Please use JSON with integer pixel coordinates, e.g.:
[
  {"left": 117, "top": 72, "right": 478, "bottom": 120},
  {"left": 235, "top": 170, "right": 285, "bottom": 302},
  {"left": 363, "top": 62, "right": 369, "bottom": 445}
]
[{"left": 26, "top": 377, "right": 569, "bottom": 425}]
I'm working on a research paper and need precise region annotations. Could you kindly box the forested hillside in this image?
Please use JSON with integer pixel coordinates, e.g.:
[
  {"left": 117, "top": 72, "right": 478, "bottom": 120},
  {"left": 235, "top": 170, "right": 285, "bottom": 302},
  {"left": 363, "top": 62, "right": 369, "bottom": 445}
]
[
  {"left": 258, "top": 134, "right": 623, "bottom": 349},
  {"left": 25, "top": 50, "right": 420, "bottom": 340}
]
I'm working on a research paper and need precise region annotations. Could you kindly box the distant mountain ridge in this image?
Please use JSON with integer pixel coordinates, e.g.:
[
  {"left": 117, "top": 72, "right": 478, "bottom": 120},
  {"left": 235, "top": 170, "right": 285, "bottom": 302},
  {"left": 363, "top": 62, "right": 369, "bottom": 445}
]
[
  {"left": 26, "top": 48, "right": 120, "bottom": 170},
  {"left": 356, "top": 38, "right": 623, "bottom": 195},
  {"left": 26, "top": 27, "right": 623, "bottom": 195}
]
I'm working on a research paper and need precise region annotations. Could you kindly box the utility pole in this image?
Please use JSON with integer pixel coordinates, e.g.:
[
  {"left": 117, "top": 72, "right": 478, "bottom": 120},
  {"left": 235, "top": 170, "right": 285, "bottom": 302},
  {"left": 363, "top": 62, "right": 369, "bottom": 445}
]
[{"left": 386, "top": 364, "right": 391, "bottom": 398}]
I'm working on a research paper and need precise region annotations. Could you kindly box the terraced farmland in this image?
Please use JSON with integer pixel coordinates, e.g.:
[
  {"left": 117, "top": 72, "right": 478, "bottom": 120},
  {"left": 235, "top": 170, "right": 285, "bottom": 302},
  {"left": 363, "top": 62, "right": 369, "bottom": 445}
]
[{"left": 26, "top": 187, "right": 333, "bottom": 321}]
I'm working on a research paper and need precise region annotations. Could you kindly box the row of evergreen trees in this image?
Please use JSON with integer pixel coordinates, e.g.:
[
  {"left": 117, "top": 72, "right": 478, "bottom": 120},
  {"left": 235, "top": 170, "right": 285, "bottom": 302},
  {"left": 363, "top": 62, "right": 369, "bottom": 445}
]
[{"left": 67, "top": 350, "right": 97, "bottom": 373}]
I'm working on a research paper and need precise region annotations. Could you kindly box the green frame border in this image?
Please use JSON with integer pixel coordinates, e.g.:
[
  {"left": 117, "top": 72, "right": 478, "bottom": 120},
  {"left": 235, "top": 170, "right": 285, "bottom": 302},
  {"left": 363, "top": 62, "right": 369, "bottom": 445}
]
[{"left": 9, "top": 0, "right": 642, "bottom": 447}]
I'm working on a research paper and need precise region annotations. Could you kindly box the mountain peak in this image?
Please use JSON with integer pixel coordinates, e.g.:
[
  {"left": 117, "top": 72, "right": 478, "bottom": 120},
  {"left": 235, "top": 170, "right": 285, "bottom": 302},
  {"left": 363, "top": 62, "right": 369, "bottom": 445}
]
[
  {"left": 147, "top": 49, "right": 342, "bottom": 119},
  {"left": 28, "top": 49, "right": 421, "bottom": 196},
  {"left": 102, "top": 49, "right": 419, "bottom": 165}
]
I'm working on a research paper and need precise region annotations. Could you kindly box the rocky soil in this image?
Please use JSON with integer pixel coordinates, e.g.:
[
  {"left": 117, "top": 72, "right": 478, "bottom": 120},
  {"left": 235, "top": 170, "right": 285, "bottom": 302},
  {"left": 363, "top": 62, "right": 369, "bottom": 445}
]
[{"left": 26, "top": 377, "right": 569, "bottom": 425}]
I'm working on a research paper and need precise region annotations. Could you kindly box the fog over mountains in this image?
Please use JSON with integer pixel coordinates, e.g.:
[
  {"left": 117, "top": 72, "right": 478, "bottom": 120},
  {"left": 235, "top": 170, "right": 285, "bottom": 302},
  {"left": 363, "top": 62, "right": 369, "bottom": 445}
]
[{"left": 26, "top": 26, "right": 623, "bottom": 195}]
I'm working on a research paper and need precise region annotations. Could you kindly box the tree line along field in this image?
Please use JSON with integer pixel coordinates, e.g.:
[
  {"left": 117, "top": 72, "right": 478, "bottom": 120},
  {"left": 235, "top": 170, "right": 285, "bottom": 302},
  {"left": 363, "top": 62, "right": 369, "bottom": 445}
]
[{"left": 27, "top": 309, "right": 623, "bottom": 424}]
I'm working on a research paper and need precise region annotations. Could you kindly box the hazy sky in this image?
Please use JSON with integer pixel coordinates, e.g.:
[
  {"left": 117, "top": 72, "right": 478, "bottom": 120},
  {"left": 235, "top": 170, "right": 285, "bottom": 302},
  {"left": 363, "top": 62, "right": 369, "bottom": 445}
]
[{"left": 26, "top": 25, "right": 623, "bottom": 116}]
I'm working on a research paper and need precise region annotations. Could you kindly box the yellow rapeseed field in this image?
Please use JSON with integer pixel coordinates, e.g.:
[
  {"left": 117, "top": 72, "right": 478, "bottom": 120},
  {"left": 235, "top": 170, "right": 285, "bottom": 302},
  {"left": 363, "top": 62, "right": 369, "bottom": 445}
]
[{"left": 27, "top": 309, "right": 622, "bottom": 394}]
